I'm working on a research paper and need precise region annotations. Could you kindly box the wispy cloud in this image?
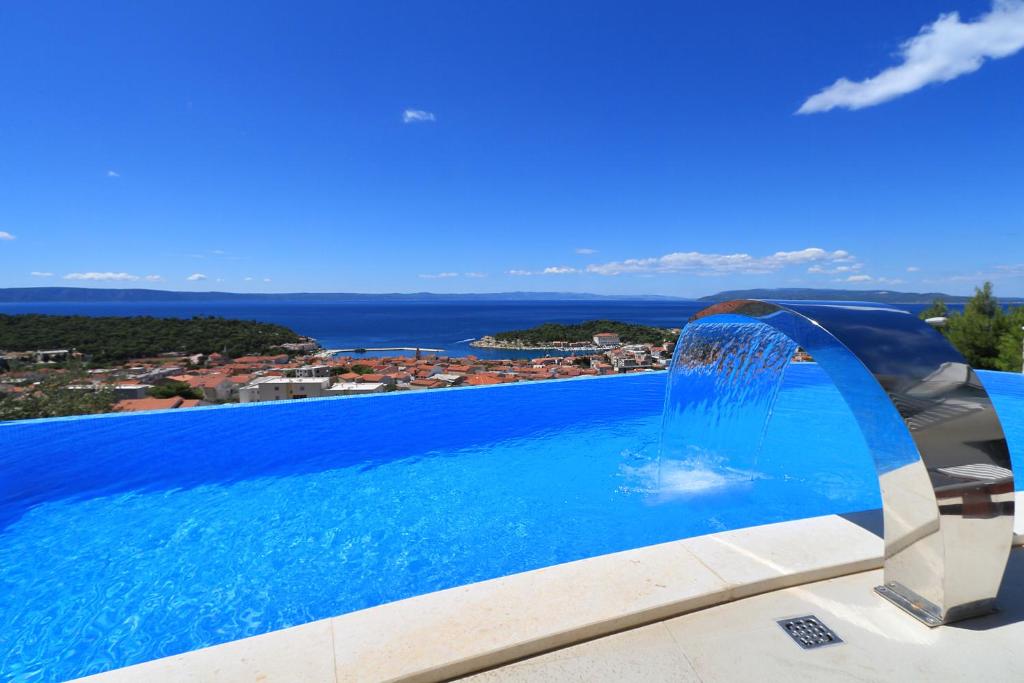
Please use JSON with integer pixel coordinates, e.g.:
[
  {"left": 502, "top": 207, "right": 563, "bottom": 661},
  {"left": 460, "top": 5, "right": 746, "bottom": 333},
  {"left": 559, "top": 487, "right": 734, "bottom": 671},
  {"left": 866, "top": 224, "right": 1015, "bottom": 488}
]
[
  {"left": 144, "top": 275, "right": 163, "bottom": 281},
  {"left": 931, "top": 263, "right": 1024, "bottom": 283},
  {"left": 836, "top": 274, "right": 904, "bottom": 285},
  {"left": 30, "top": 271, "right": 53, "bottom": 277},
  {"left": 263, "top": 277, "right": 272, "bottom": 283},
  {"left": 64, "top": 272, "right": 142, "bottom": 281},
  {"left": 418, "top": 272, "right": 459, "bottom": 279},
  {"left": 464, "top": 272, "right": 487, "bottom": 278},
  {"left": 186, "top": 273, "right": 208, "bottom": 281},
  {"left": 808, "top": 262, "right": 864, "bottom": 275},
  {"left": 106, "top": 170, "right": 120, "bottom": 178},
  {"left": 906, "top": 266, "right": 921, "bottom": 272},
  {"left": 543, "top": 266, "right": 579, "bottom": 274},
  {"left": 585, "top": 247, "right": 852, "bottom": 276},
  {"left": 0, "top": 231, "right": 15, "bottom": 241},
  {"left": 575, "top": 247, "right": 598, "bottom": 255},
  {"left": 403, "top": 109, "right": 436, "bottom": 123},
  {"left": 799, "top": 1, "right": 1024, "bottom": 114},
  {"left": 507, "top": 269, "right": 534, "bottom": 276}
]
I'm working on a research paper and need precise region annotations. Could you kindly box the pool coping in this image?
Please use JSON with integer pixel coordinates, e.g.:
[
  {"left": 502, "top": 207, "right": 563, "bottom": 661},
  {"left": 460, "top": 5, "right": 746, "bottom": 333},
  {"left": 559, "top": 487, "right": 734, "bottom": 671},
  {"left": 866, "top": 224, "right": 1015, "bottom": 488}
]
[{"left": 68, "top": 494, "right": 1024, "bottom": 683}]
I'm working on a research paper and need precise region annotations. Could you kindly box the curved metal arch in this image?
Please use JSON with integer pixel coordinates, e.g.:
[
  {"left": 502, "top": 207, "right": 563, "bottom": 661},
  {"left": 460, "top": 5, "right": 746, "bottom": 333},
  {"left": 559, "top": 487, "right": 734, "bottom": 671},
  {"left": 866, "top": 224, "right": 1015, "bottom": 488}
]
[{"left": 683, "top": 300, "right": 1015, "bottom": 625}]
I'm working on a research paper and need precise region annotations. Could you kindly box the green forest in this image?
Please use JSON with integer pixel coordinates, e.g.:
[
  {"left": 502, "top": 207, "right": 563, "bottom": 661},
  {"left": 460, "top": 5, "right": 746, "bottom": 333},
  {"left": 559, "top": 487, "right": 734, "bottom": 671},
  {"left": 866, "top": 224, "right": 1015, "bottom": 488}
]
[
  {"left": 0, "top": 314, "right": 303, "bottom": 362},
  {"left": 494, "top": 319, "right": 675, "bottom": 346},
  {"left": 919, "top": 282, "right": 1024, "bottom": 372}
]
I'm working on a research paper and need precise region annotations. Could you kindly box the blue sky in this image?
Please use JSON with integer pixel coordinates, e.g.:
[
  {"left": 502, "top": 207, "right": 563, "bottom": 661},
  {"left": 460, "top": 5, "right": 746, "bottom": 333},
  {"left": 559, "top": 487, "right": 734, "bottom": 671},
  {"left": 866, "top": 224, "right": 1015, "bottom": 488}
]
[{"left": 1, "top": 1, "right": 1022, "bottom": 297}]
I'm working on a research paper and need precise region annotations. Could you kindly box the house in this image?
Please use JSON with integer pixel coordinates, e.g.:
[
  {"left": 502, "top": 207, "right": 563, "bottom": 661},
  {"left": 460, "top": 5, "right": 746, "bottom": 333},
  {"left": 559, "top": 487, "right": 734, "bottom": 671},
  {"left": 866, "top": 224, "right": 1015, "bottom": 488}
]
[
  {"left": 114, "top": 397, "right": 189, "bottom": 412},
  {"left": 326, "top": 382, "right": 386, "bottom": 396},
  {"left": 113, "top": 384, "right": 154, "bottom": 399},
  {"left": 234, "top": 354, "right": 289, "bottom": 365},
  {"left": 407, "top": 378, "right": 444, "bottom": 390},
  {"left": 33, "top": 349, "right": 71, "bottom": 363},
  {"left": 288, "top": 365, "right": 330, "bottom": 378},
  {"left": 238, "top": 377, "right": 331, "bottom": 403},
  {"left": 174, "top": 374, "right": 234, "bottom": 401},
  {"left": 592, "top": 332, "right": 621, "bottom": 347}
]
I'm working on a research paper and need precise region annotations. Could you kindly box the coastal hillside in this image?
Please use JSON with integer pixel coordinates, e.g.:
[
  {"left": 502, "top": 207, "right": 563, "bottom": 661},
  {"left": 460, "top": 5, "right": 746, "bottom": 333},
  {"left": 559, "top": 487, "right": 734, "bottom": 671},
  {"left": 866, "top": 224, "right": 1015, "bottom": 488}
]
[
  {"left": 0, "top": 314, "right": 303, "bottom": 361},
  {"left": 492, "top": 320, "right": 675, "bottom": 346},
  {"left": 698, "top": 288, "right": 984, "bottom": 304}
]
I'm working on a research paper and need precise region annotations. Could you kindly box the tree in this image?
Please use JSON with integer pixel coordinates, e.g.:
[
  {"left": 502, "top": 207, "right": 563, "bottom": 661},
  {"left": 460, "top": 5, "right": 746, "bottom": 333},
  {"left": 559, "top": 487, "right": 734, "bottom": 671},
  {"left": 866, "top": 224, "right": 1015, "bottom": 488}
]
[
  {"left": 919, "top": 298, "right": 948, "bottom": 321},
  {"left": 148, "top": 381, "right": 204, "bottom": 400},
  {"left": 996, "top": 306, "right": 1024, "bottom": 373},
  {"left": 0, "top": 373, "right": 115, "bottom": 421},
  {"left": 945, "top": 282, "right": 1006, "bottom": 370}
]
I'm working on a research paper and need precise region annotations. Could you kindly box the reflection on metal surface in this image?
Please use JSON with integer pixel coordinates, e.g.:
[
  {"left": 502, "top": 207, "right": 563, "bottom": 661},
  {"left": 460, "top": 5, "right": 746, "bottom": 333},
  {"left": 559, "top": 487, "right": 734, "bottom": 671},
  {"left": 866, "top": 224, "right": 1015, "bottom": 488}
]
[{"left": 673, "top": 300, "right": 1016, "bottom": 626}]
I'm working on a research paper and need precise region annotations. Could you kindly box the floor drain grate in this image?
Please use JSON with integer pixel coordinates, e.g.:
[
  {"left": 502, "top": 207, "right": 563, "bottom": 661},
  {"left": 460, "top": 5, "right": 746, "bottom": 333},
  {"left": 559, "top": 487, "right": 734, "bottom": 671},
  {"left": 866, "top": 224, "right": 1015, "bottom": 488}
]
[{"left": 777, "top": 615, "right": 843, "bottom": 650}]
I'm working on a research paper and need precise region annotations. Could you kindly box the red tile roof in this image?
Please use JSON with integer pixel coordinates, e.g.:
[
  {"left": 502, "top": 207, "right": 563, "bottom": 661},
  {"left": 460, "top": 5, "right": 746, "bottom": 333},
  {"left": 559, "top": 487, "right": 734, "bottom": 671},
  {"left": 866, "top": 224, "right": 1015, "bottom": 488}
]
[{"left": 114, "top": 397, "right": 183, "bottom": 412}]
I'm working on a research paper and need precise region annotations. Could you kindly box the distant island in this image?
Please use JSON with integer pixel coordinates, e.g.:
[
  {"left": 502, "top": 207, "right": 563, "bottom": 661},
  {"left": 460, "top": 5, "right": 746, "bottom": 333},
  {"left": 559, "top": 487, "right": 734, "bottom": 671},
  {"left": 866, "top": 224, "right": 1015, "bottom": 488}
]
[
  {"left": 472, "top": 320, "right": 676, "bottom": 350},
  {"left": 698, "top": 288, "right": 1023, "bottom": 304},
  {"left": 0, "top": 314, "right": 306, "bottom": 362}
]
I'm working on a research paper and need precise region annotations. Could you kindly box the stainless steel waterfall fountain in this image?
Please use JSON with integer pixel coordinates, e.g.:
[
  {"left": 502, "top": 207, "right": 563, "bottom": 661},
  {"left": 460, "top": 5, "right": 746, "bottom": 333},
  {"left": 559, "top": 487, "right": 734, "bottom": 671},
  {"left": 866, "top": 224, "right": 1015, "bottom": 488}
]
[{"left": 677, "top": 300, "right": 1015, "bottom": 626}]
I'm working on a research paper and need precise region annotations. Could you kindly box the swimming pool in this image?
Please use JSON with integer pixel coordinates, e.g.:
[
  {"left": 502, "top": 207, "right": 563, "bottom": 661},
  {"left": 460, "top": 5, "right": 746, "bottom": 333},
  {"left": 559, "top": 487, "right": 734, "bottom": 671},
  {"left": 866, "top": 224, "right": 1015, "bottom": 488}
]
[{"left": 2, "top": 365, "right": 1023, "bottom": 681}]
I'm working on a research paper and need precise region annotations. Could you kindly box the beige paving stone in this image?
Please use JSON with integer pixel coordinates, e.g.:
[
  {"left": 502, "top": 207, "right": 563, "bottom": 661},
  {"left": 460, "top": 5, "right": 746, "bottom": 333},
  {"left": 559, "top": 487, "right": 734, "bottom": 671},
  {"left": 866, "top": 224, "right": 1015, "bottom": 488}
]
[
  {"left": 663, "top": 549, "right": 1024, "bottom": 682},
  {"left": 71, "top": 619, "right": 336, "bottom": 683},
  {"left": 459, "top": 623, "right": 701, "bottom": 683},
  {"left": 332, "top": 540, "right": 727, "bottom": 682},
  {"left": 681, "top": 514, "right": 883, "bottom": 600}
]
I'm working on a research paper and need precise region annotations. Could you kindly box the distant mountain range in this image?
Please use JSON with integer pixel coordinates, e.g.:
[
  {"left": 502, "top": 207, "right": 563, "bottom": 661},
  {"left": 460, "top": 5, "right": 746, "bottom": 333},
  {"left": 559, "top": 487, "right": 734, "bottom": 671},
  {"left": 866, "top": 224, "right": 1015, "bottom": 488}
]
[
  {"left": 0, "top": 287, "right": 683, "bottom": 303},
  {"left": 0, "top": 286, "right": 1019, "bottom": 305},
  {"left": 698, "top": 288, "right": 1023, "bottom": 304}
]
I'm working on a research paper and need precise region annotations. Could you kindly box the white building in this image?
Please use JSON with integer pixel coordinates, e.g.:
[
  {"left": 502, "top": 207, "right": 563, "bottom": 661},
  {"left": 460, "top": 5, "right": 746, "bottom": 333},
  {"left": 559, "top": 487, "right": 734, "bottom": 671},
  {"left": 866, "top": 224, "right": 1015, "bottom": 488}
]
[
  {"left": 325, "top": 382, "right": 386, "bottom": 396},
  {"left": 592, "top": 332, "right": 621, "bottom": 347},
  {"left": 288, "top": 365, "right": 331, "bottom": 378},
  {"left": 238, "top": 377, "right": 331, "bottom": 403}
]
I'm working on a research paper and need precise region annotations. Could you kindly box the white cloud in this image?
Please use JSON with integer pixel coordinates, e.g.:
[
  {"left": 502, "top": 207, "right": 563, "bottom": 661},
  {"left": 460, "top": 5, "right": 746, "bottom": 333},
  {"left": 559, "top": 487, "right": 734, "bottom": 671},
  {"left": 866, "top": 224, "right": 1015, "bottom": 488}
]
[
  {"left": 575, "top": 247, "right": 598, "bottom": 255},
  {"left": 808, "top": 262, "right": 864, "bottom": 275},
  {"left": 64, "top": 272, "right": 141, "bottom": 281},
  {"left": 144, "top": 275, "right": 163, "bottom": 281},
  {"left": 906, "top": 266, "right": 921, "bottom": 272},
  {"left": 186, "top": 273, "right": 208, "bottom": 281},
  {"left": 507, "top": 269, "right": 534, "bottom": 276},
  {"left": 106, "top": 170, "right": 120, "bottom": 178},
  {"left": 585, "top": 247, "right": 852, "bottom": 276},
  {"left": 30, "top": 271, "right": 53, "bottom": 277},
  {"left": 799, "top": 1, "right": 1024, "bottom": 113},
  {"left": 464, "top": 272, "right": 487, "bottom": 278},
  {"left": 244, "top": 276, "right": 254, "bottom": 281},
  {"left": 403, "top": 109, "right": 436, "bottom": 123},
  {"left": 542, "top": 266, "right": 579, "bottom": 274},
  {"left": 419, "top": 272, "right": 459, "bottom": 279},
  {"left": 845, "top": 274, "right": 873, "bottom": 282},
  {"left": 0, "top": 231, "right": 14, "bottom": 240},
  {"left": 263, "top": 277, "right": 272, "bottom": 283}
]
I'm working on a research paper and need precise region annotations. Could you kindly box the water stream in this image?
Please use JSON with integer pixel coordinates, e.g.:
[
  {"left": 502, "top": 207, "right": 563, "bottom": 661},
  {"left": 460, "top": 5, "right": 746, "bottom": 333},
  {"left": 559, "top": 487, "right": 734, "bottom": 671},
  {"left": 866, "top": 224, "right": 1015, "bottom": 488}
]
[{"left": 659, "top": 316, "right": 797, "bottom": 496}]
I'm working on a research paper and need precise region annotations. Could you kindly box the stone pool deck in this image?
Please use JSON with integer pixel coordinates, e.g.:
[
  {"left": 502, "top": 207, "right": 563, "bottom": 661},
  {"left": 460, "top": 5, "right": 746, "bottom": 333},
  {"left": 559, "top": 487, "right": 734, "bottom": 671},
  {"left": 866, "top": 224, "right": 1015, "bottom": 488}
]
[{"left": 75, "top": 493, "right": 1024, "bottom": 682}]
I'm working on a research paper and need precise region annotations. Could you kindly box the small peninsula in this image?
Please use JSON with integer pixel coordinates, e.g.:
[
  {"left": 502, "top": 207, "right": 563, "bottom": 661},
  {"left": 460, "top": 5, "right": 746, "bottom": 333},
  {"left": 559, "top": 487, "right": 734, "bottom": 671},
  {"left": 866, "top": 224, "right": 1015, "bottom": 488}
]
[{"left": 471, "top": 319, "right": 677, "bottom": 350}]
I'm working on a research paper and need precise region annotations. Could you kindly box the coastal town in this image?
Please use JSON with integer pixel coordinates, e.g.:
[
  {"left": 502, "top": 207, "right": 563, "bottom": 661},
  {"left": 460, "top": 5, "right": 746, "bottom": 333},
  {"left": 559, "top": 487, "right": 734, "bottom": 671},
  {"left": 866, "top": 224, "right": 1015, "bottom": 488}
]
[{"left": 0, "top": 331, "right": 677, "bottom": 417}]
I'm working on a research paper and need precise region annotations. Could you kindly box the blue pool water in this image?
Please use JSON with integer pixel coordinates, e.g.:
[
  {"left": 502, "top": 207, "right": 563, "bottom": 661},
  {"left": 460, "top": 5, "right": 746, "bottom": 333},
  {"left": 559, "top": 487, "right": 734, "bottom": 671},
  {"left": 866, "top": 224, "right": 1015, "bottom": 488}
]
[{"left": 2, "top": 365, "right": 1023, "bottom": 681}]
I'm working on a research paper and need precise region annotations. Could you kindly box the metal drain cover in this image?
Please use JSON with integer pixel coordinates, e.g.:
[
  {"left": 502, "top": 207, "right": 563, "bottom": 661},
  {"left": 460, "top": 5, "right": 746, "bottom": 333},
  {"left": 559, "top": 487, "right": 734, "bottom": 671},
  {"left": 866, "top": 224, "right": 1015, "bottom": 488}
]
[{"left": 777, "top": 615, "right": 842, "bottom": 650}]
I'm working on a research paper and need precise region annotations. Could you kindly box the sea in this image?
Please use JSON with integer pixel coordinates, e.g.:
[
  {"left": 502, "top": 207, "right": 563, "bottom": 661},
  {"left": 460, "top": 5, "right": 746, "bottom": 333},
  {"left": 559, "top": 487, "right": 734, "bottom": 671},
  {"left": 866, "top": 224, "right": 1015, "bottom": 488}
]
[{"left": 0, "top": 299, "right": 957, "bottom": 360}]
